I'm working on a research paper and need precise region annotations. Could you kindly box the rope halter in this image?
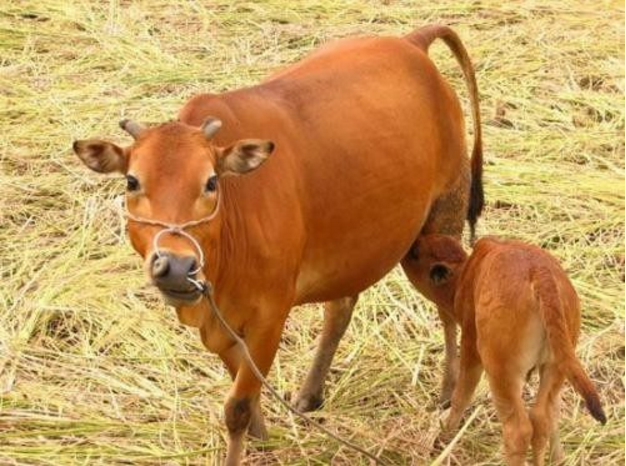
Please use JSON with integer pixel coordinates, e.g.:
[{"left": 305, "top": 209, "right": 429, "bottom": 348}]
[{"left": 123, "top": 188, "right": 221, "bottom": 276}]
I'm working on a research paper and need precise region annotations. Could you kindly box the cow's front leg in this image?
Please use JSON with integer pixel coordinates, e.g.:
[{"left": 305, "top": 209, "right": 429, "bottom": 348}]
[
  {"left": 219, "top": 344, "right": 267, "bottom": 440},
  {"left": 224, "top": 322, "right": 285, "bottom": 466},
  {"left": 438, "top": 306, "right": 459, "bottom": 408}
]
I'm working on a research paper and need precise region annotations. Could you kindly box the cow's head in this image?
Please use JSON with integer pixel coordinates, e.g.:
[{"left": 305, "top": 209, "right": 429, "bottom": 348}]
[
  {"left": 73, "top": 119, "right": 274, "bottom": 306},
  {"left": 404, "top": 234, "right": 468, "bottom": 311}
]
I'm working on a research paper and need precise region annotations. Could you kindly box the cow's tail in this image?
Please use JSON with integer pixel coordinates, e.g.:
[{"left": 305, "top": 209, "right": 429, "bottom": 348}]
[
  {"left": 532, "top": 268, "right": 607, "bottom": 424},
  {"left": 407, "top": 25, "right": 484, "bottom": 241}
]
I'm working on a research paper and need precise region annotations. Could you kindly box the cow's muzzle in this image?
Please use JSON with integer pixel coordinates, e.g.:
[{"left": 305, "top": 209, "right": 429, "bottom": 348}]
[
  {"left": 150, "top": 252, "right": 202, "bottom": 305},
  {"left": 121, "top": 192, "right": 221, "bottom": 307}
]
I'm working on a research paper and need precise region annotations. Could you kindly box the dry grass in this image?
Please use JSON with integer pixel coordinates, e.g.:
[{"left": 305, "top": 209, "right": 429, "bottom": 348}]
[{"left": 0, "top": 1, "right": 624, "bottom": 464}]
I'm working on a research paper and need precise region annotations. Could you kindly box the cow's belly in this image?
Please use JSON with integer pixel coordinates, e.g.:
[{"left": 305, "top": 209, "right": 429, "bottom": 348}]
[{"left": 294, "top": 174, "right": 433, "bottom": 304}]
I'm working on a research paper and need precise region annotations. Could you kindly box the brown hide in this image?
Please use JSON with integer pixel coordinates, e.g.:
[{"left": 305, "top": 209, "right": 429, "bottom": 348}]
[
  {"left": 177, "top": 36, "right": 469, "bottom": 324},
  {"left": 74, "top": 25, "right": 484, "bottom": 465},
  {"left": 410, "top": 235, "right": 606, "bottom": 465}
]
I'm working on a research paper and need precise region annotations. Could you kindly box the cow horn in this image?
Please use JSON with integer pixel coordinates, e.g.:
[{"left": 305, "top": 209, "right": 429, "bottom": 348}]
[
  {"left": 202, "top": 117, "right": 222, "bottom": 139},
  {"left": 119, "top": 119, "right": 145, "bottom": 139}
]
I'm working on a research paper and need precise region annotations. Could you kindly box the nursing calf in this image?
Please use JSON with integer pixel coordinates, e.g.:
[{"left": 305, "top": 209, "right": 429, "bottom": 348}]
[{"left": 406, "top": 235, "right": 606, "bottom": 465}]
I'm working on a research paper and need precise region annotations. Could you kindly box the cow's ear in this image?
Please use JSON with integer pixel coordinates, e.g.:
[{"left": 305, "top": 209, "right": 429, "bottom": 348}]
[
  {"left": 73, "top": 139, "right": 128, "bottom": 174},
  {"left": 429, "top": 263, "right": 453, "bottom": 286},
  {"left": 216, "top": 139, "right": 274, "bottom": 176}
]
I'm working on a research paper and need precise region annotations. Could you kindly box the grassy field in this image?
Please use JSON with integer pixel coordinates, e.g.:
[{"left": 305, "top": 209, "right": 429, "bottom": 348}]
[{"left": 0, "top": 1, "right": 624, "bottom": 464}]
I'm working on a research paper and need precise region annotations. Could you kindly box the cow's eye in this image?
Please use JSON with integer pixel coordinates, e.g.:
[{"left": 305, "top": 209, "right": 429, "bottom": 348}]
[
  {"left": 205, "top": 175, "right": 218, "bottom": 193},
  {"left": 126, "top": 175, "right": 140, "bottom": 192}
]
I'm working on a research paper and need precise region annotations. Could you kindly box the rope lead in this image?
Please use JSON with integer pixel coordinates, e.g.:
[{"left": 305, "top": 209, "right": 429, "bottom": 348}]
[{"left": 187, "top": 277, "right": 387, "bottom": 465}]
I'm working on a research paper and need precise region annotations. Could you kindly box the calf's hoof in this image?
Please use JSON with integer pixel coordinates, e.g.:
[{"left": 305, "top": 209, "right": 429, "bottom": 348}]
[
  {"left": 550, "top": 444, "right": 565, "bottom": 464},
  {"left": 293, "top": 392, "right": 324, "bottom": 413}
]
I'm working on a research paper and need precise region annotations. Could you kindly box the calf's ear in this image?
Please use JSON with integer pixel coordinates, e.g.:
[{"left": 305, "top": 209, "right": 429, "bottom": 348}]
[
  {"left": 216, "top": 139, "right": 274, "bottom": 176},
  {"left": 73, "top": 139, "right": 128, "bottom": 174},
  {"left": 430, "top": 263, "right": 452, "bottom": 285}
]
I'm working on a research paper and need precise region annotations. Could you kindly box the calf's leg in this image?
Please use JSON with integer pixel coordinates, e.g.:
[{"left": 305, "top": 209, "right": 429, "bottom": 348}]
[
  {"left": 548, "top": 393, "right": 564, "bottom": 463},
  {"left": 529, "top": 363, "right": 565, "bottom": 465},
  {"left": 488, "top": 372, "right": 532, "bottom": 466},
  {"left": 294, "top": 295, "right": 358, "bottom": 412},
  {"left": 529, "top": 363, "right": 566, "bottom": 466}
]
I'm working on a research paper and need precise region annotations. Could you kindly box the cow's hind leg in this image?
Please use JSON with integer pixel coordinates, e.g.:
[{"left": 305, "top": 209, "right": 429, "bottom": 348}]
[
  {"left": 401, "top": 164, "right": 470, "bottom": 406},
  {"left": 419, "top": 159, "right": 470, "bottom": 239},
  {"left": 442, "top": 329, "right": 483, "bottom": 434},
  {"left": 294, "top": 295, "right": 358, "bottom": 412}
]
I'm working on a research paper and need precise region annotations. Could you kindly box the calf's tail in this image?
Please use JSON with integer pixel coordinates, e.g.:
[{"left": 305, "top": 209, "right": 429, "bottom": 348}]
[{"left": 532, "top": 268, "right": 607, "bottom": 424}]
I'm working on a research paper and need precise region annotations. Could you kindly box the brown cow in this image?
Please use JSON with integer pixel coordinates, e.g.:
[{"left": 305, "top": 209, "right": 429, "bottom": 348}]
[
  {"left": 405, "top": 234, "right": 606, "bottom": 466},
  {"left": 73, "top": 25, "right": 483, "bottom": 464}
]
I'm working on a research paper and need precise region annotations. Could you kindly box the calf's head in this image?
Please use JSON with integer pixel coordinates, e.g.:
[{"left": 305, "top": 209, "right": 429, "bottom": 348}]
[
  {"left": 406, "top": 234, "right": 468, "bottom": 310},
  {"left": 73, "top": 118, "right": 274, "bottom": 306}
]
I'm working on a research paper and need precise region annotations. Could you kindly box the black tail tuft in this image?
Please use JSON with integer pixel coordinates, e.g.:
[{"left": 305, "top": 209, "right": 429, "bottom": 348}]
[
  {"left": 410, "top": 25, "right": 485, "bottom": 244},
  {"left": 585, "top": 394, "right": 608, "bottom": 425},
  {"left": 467, "top": 145, "right": 484, "bottom": 243}
]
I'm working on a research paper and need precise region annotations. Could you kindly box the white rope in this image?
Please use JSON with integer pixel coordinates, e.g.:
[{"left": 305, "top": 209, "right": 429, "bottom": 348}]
[
  {"left": 124, "top": 187, "right": 221, "bottom": 229},
  {"left": 116, "top": 187, "right": 386, "bottom": 462},
  {"left": 152, "top": 227, "right": 205, "bottom": 275},
  {"left": 188, "top": 278, "right": 388, "bottom": 465},
  {"left": 122, "top": 188, "right": 221, "bottom": 275}
]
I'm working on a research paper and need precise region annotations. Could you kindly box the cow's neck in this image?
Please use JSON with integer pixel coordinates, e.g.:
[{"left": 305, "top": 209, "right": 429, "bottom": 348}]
[{"left": 203, "top": 181, "right": 245, "bottom": 291}]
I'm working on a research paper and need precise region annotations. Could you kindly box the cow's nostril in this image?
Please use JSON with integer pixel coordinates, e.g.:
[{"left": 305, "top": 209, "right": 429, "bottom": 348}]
[
  {"left": 187, "top": 258, "right": 198, "bottom": 275},
  {"left": 152, "top": 256, "right": 170, "bottom": 278}
]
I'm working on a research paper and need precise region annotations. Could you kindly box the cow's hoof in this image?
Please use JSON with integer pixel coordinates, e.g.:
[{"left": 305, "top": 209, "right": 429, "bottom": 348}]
[
  {"left": 426, "top": 400, "right": 444, "bottom": 412},
  {"left": 438, "top": 383, "right": 455, "bottom": 409},
  {"left": 431, "top": 432, "right": 452, "bottom": 456},
  {"left": 438, "top": 397, "right": 452, "bottom": 410},
  {"left": 426, "top": 394, "right": 451, "bottom": 412},
  {"left": 248, "top": 419, "right": 269, "bottom": 441},
  {"left": 293, "top": 392, "right": 324, "bottom": 412}
]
